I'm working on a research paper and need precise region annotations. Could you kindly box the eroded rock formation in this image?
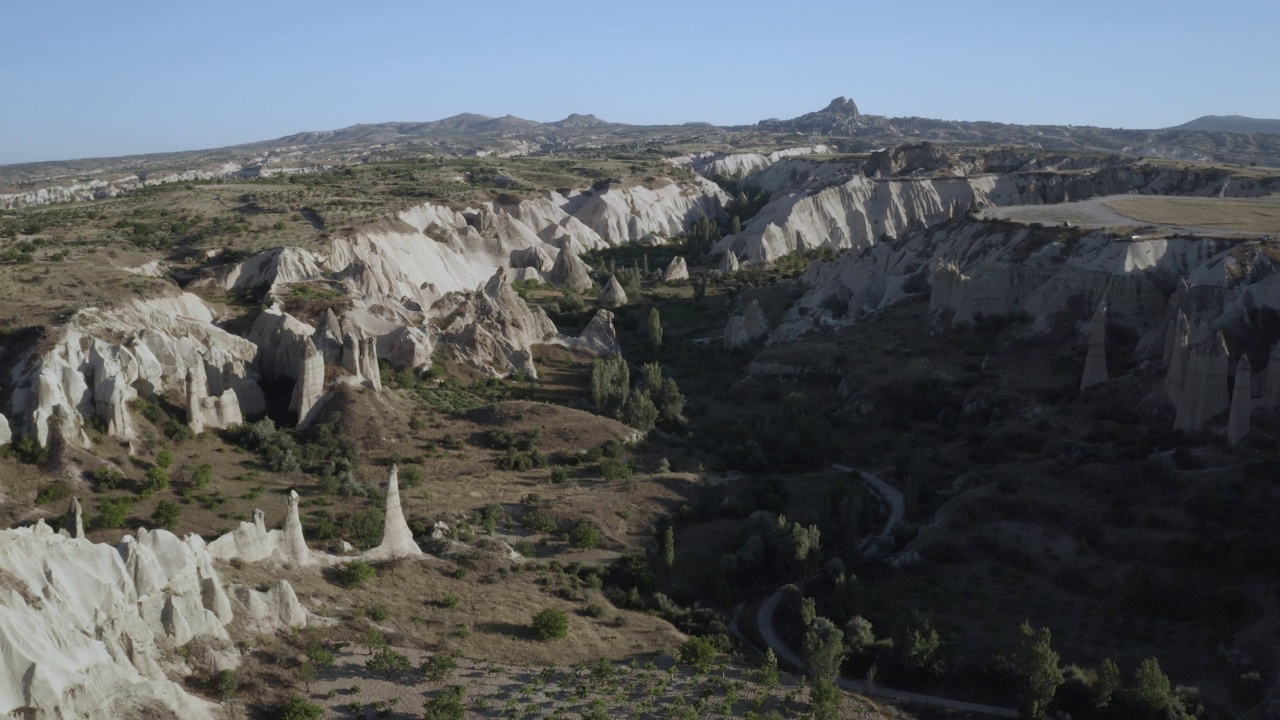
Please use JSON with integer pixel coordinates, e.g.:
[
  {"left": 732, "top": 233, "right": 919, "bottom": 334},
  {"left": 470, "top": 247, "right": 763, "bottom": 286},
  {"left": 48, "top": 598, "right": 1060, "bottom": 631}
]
[
  {"left": 1080, "top": 302, "right": 1109, "bottom": 390},
  {"left": 719, "top": 250, "right": 740, "bottom": 274},
  {"left": 1227, "top": 355, "right": 1253, "bottom": 446},
  {"left": 1174, "top": 329, "right": 1231, "bottom": 433},
  {"left": 599, "top": 276, "right": 629, "bottom": 307},
  {"left": 366, "top": 465, "right": 422, "bottom": 559},
  {"left": 1266, "top": 342, "right": 1280, "bottom": 410},
  {"left": 565, "top": 309, "right": 620, "bottom": 357},
  {"left": 663, "top": 256, "right": 690, "bottom": 283},
  {"left": 725, "top": 300, "right": 770, "bottom": 349}
]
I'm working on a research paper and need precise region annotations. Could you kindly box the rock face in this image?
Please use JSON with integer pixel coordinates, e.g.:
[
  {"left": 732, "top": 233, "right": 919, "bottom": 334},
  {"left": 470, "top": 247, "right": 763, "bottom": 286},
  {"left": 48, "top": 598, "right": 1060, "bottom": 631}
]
[
  {"left": 65, "top": 497, "right": 84, "bottom": 539},
  {"left": 366, "top": 465, "right": 422, "bottom": 560},
  {"left": 0, "top": 414, "right": 9, "bottom": 446},
  {"left": 1266, "top": 342, "right": 1280, "bottom": 410},
  {"left": 290, "top": 339, "right": 326, "bottom": 429},
  {"left": 725, "top": 300, "right": 770, "bottom": 349},
  {"left": 719, "top": 250, "right": 740, "bottom": 274},
  {"left": 599, "top": 276, "right": 629, "bottom": 307},
  {"left": 549, "top": 248, "right": 594, "bottom": 290},
  {"left": 715, "top": 160, "right": 1276, "bottom": 264},
  {"left": 0, "top": 523, "right": 255, "bottom": 719},
  {"left": 432, "top": 270, "right": 559, "bottom": 378},
  {"left": 565, "top": 309, "right": 620, "bottom": 357},
  {"left": 1174, "top": 330, "right": 1231, "bottom": 433},
  {"left": 1165, "top": 311, "right": 1192, "bottom": 403},
  {"left": 6, "top": 293, "right": 261, "bottom": 448},
  {"left": 282, "top": 490, "right": 313, "bottom": 566},
  {"left": 663, "top": 256, "right": 690, "bottom": 283},
  {"left": 1080, "top": 302, "right": 1109, "bottom": 390},
  {"left": 1227, "top": 355, "right": 1253, "bottom": 446}
]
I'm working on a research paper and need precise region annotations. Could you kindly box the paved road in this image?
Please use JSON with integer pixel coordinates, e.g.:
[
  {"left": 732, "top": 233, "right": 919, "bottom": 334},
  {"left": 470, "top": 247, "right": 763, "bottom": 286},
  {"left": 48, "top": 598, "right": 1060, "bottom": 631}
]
[{"left": 749, "top": 466, "right": 1019, "bottom": 718}]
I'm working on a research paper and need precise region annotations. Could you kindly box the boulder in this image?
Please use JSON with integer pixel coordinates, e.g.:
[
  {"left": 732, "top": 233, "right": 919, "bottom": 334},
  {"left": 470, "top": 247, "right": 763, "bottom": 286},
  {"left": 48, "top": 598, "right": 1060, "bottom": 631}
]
[
  {"left": 599, "top": 276, "right": 629, "bottom": 307},
  {"left": 663, "top": 256, "right": 690, "bottom": 283},
  {"left": 724, "top": 300, "right": 770, "bottom": 349},
  {"left": 1080, "top": 302, "right": 1109, "bottom": 390},
  {"left": 1227, "top": 355, "right": 1252, "bottom": 446}
]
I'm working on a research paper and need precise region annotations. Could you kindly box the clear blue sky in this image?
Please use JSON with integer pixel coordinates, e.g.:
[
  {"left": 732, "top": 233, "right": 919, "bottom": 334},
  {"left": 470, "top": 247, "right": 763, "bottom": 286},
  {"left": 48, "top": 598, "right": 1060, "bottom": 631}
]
[{"left": 2, "top": 0, "right": 1277, "bottom": 165}]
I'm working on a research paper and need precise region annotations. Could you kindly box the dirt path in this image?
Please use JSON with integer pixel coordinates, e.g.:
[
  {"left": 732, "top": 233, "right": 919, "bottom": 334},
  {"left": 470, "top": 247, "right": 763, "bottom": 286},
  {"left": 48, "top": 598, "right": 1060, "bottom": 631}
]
[{"left": 747, "top": 466, "right": 1019, "bottom": 718}]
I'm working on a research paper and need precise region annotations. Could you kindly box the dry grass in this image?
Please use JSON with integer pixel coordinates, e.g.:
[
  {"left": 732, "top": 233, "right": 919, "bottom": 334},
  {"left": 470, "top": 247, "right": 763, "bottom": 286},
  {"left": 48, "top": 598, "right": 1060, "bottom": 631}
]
[{"left": 1104, "top": 194, "right": 1280, "bottom": 233}]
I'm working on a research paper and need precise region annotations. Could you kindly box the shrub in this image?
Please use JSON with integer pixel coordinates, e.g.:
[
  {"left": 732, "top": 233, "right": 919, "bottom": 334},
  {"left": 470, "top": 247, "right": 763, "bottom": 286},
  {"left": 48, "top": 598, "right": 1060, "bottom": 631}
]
[
  {"left": 678, "top": 636, "right": 718, "bottom": 672},
  {"left": 597, "top": 458, "right": 632, "bottom": 481},
  {"left": 144, "top": 467, "right": 171, "bottom": 492},
  {"left": 514, "top": 540, "right": 536, "bottom": 557},
  {"left": 422, "top": 686, "right": 466, "bottom": 720},
  {"left": 367, "top": 604, "right": 390, "bottom": 621},
  {"left": 549, "top": 466, "right": 569, "bottom": 483},
  {"left": 422, "top": 651, "right": 459, "bottom": 681},
  {"left": 277, "top": 696, "right": 323, "bottom": 720},
  {"left": 441, "top": 593, "right": 461, "bottom": 609},
  {"left": 93, "top": 466, "right": 125, "bottom": 490},
  {"left": 531, "top": 607, "right": 569, "bottom": 641},
  {"left": 96, "top": 497, "right": 134, "bottom": 529},
  {"left": 151, "top": 501, "right": 181, "bottom": 528},
  {"left": 190, "top": 464, "right": 213, "bottom": 488},
  {"left": 569, "top": 523, "right": 603, "bottom": 550},
  {"left": 338, "top": 560, "right": 377, "bottom": 588},
  {"left": 211, "top": 669, "right": 238, "bottom": 701},
  {"left": 366, "top": 646, "right": 412, "bottom": 678},
  {"left": 35, "top": 483, "right": 69, "bottom": 505},
  {"left": 306, "top": 644, "right": 336, "bottom": 669},
  {"left": 155, "top": 449, "right": 174, "bottom": 470}
]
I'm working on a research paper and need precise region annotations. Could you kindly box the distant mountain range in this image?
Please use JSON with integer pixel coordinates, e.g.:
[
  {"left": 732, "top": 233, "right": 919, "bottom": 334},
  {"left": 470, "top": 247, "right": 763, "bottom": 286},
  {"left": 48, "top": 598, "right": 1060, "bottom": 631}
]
[
  {"left": 1172, "top": 115, "right": 1280, "bottom": 135},
  {"left": 5, "top": 99, "right": 1280, "bottom": 206}
]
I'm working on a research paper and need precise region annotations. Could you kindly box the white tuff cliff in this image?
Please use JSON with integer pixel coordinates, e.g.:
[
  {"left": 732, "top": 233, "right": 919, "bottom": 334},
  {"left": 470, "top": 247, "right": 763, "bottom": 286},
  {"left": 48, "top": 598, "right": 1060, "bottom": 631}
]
[
  {"left": 1080, "top": 302, "right": 1109, "bottom": 390},
  {"left": 1227, "top": 355, "right": 1253, "bottom": 446}
]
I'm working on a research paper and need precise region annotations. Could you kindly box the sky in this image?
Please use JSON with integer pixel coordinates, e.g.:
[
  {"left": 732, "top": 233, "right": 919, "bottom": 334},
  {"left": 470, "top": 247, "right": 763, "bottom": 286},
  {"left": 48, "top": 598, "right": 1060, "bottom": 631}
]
[{"left": 2, "top": 0, "right": 1278, "bottom": 165}]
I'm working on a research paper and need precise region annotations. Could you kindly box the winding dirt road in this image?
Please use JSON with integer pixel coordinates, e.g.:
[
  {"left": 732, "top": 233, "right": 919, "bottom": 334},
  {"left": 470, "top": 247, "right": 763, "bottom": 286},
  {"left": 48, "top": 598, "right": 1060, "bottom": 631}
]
[{"left": 749, "top": 466, "right": 1018, "bottom": 718}]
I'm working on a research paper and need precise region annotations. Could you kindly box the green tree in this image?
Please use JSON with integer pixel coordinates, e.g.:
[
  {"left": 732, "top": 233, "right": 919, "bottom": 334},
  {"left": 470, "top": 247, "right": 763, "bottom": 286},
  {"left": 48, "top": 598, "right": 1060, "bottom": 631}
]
[
  {"left": 151, "top": 500, "right": 180, "bottom": 528},
  {"left": 1093, "top": 658, "right": 1122, "bottom": 710},
  {"left": 730, "top": 215, "right": 742, "bottom": 235},
  {"left": 891, "top": 609, "right": 943, "bottom": 675},
  {"left": 96, "top": 497, "right": 134, "bottom": 529},
  {"left": 337, "top": 560, "right": 377, "bottom": 588},
  {"left": 367, "top": 647, "right": 413, "bottom": 678},
  {"left": 278, "top": 695, "right": 323, "bottom": 720},
  {"left": 212, "top": 669, "right": 238, "bottom": 702},
  {"left": 661, "top": 525, "right": 676, "bottom": 570},
  {"left": 810, "top": 678, "right": 842, "bottom": 720},
  {"left": 531, "top": 607, "right": 569, "bottom": 641},
  {"left": 422, "top": 686, "right": 466, "bottom": 720},
  {"left": 190, "top": 464, "right": 214, "bottom": 487},
  {"left": 1011, "top": 622, "right": 1064, "bottom": 720},
  {"left": 678, "top": 635, "right": 718, "bottom": 672},
  {"left": 569, "top": 523, "right": 603, "bottom": 549},
  {"left": 646, "top": 307, "right": 663, "bottom": 350},
  {"left": 155, "top": 449, "right": 174, "bottom": 470},
  {"left": 590, "top": 356, "right": 630, "bottom": 419},
  {"left": 755, "top": 648, "right": 780, "bottom": 687},
  {"left": 802, "top": 617, "right": 846, "bottom": 683}
]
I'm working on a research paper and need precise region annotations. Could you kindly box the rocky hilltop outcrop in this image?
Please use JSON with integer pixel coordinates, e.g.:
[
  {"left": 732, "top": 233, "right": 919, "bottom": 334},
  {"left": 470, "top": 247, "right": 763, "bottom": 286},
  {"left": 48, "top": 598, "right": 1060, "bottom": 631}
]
[{"left": 712, "top": 158, "right": 1275, "bottom": 264}]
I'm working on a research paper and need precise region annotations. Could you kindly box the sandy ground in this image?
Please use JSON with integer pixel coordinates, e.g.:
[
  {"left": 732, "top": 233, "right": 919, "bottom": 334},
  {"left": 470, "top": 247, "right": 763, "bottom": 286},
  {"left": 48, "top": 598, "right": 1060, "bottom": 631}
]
[
  {"left": 986, "top": 193, "right": 1280, "bottom": 236},
  {"left": 299, "top": 647, "right": 904, "bottom": 719}
]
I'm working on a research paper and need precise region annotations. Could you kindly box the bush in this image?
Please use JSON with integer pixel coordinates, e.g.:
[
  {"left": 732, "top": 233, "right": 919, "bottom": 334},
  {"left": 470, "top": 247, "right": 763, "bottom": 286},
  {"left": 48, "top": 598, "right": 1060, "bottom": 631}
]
[
  {"left": 306, "top": 644, "right": 336, "bottom": 669},
  {"left": 366, "top": 646, "right": 412, "bottom": 678},
  {"left": 155, "top": 449, "right": 174, "bottom": 470},
  {"left": 531, "top": 607, "right": 569, "bottom": 641},
  {"left": 422, "top": 686, "right": 466, "bottom": 720},
  {"left": 337, "top": 560, "right": 377, "bottom": 588},
  {"left": 92, "top": 466, "right": 125, "bottom": 490},
  {"left": 190, "top": 464, "right": 213, "bottom": 488},
  {"left": 144, "top": 467, "right": 170, "bottom": 493},
  {"left": 35, "top": 483, "right": 69, "bottom": 506},
  {"left": 550, "top": 466, "right": 569, "bottom": 483},
  {"left": 678, "top": 636, "right": 719, "bottom": 672},
  {"left": 96, "top": 497, "right": 134, "bottom": 529},
  {"left": 422, "top": 651, "right": 459, "bottom": 682},
  {"left": 367, "top": 604, "right": 390, "bottom": 621},
  {"left": 597, "top": 458, "right": 632, "bottom": 481},
  {"left": 277, "top": 695, "right": 323, "bottom": 720},
  {"left": 569, "top": 523, "right": 603, "bottom": 550},
  {"left": 151, "top": 501, "right": 181, "bottom": 528}
]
